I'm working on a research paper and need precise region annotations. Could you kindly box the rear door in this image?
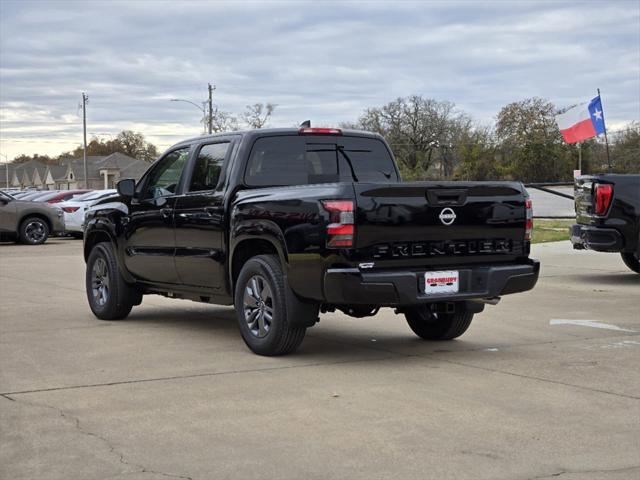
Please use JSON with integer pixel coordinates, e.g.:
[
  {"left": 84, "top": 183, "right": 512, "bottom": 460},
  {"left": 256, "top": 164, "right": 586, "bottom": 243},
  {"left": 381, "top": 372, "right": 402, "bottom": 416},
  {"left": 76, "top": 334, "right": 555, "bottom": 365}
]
[
  {"left": 123, "top": 147, "right": 190, "bottom": 284},
  {"left": 173, "top": 139, "right": 235, "bottom": 289}
]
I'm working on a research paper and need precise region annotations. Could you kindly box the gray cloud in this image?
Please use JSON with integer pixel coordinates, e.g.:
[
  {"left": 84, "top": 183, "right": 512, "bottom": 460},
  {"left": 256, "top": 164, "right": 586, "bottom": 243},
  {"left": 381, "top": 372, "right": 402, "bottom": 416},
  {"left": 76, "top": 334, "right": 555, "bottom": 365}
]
[{"left": 0, "top": 0, "right": 638, "bottom": 158}]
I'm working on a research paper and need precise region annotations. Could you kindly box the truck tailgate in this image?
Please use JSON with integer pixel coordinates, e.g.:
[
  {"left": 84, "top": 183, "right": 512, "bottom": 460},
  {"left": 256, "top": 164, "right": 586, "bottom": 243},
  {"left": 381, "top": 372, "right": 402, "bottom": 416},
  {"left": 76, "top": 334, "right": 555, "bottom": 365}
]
[{"left": 353, "top": 181, "right": 528, "bottom": 266}]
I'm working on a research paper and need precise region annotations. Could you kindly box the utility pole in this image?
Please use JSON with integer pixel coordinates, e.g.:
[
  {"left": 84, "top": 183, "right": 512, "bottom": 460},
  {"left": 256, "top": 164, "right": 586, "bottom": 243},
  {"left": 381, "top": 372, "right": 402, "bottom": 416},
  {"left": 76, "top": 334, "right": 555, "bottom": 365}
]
[
  {"left": 82, "top": 92, "right": 89, "bottom": 188},
  {"left": 208, "top": 83, "right": 215, "bottom": 135}
]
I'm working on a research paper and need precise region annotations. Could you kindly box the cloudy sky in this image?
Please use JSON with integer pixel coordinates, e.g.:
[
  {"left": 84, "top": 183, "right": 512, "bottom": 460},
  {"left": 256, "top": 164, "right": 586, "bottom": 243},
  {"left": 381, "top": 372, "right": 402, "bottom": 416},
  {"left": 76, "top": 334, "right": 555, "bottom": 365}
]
[{"left": 0, "top": 0, "right": 638, "bottom": 160}]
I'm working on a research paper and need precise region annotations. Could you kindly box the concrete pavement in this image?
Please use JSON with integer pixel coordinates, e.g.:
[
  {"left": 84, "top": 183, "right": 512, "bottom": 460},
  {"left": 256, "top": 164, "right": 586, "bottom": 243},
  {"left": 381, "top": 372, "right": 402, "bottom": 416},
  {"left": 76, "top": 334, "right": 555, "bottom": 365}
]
[{"left": 1, "top": 239, "right": 638, "bottom": 480}]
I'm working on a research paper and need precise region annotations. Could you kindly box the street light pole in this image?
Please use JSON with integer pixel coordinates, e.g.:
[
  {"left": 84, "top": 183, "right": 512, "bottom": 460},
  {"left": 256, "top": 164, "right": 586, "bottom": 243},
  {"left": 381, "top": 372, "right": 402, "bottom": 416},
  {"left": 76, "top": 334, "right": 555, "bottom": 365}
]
[
  {"left": 170, "top": 98, "right": 207, "bottom": 134},
  {"left": 82, "top": 92, "right": 89, "bottom": 189}
]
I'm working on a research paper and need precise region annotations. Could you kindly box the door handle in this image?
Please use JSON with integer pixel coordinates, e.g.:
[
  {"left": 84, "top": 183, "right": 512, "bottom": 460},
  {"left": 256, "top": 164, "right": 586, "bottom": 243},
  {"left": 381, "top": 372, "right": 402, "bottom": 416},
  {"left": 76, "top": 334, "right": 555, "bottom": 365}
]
[{"left": 160, "top": 208, "right": 173, "bottom": 219}]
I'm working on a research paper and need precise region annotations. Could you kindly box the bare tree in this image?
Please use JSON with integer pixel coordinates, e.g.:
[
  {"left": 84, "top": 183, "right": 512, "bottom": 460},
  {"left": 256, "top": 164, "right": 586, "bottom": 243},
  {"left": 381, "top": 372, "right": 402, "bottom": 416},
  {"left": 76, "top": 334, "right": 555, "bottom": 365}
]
[
  {"left": 242, "top": 103, "right": 276, "bottom": 129},
  {"left": 354, "top": 95, "right": 472, "bottom": 178},
  {"left": 209, "top": 107, "right": 239, "bottom": 133}
]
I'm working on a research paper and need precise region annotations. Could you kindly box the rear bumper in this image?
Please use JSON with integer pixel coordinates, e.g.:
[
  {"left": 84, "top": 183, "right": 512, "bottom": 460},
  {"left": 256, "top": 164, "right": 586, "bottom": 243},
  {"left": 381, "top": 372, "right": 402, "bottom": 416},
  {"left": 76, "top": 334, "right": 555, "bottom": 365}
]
[
  {"left": 570, "top": 224, "right": 623, "bottom": 252},
  {"left": 323, "top": 259, "right": 540, "bottom": 306}
]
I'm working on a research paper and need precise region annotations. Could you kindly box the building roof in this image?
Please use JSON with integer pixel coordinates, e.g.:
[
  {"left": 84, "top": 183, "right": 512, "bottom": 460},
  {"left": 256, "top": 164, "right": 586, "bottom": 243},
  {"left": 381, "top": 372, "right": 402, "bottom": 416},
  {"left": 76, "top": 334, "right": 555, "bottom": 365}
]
[{"left": 4, "top": 153, "right": 149, "bottom": 186}]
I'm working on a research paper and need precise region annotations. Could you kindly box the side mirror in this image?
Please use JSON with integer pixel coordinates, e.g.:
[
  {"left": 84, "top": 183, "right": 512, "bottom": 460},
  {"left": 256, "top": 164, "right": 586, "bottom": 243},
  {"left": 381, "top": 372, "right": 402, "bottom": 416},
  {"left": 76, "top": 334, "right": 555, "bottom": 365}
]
[{"left": 117, "top": 178, "right": 136, "bottom": 198}]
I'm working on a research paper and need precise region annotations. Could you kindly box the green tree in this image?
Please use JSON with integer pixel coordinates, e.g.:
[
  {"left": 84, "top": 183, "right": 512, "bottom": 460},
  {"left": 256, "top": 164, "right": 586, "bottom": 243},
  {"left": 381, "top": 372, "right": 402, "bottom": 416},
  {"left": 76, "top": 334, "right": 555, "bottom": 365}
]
[
  {"left": 454, "top": 126, "right": 504, "bottom": 180},
  {"left": 495, "top": 97, "right": 573, "bottom": 182},
  {"left": 115, "top": 130, "right": 158, "bottom": 162},
  {"left": 611, "top": 122, "right": 640, "bottom": 173}
]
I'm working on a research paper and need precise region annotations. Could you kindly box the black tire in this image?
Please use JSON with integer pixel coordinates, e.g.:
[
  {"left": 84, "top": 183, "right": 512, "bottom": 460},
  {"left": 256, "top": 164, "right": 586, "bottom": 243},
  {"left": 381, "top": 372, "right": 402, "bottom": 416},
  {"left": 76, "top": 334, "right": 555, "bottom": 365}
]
[
  {"left": 86, "top": 242, "right": 141, "bottom": 320},
  {"left": 18, "top": 217, "right": 49, "bottom": 245},
  {"left": 621, "top": 252, "right": 640, "bottom": 274},
  {"left": 405, "top": 306, "right": 474, "bottom": 340},
  {"left": 234, "top": 254, "right": 307, "bottom": 356}
]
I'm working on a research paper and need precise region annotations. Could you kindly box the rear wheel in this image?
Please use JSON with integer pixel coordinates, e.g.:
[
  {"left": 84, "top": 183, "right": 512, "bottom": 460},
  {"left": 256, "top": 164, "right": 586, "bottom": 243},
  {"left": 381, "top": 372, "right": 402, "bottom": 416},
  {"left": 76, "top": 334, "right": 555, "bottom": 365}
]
[
  {"left": 621, "top": 252, "right": 640, "bottom": 274},
  {"left": 86, "top": 242, "right": 141, "bottom": 320},
  {"left": 18, "top": 217, "right": 49, "bottom": 245},
  {"left": 404, "top": 305, "right": 474, "bottom": 340},
  {"left": 234, "top": 254, "right": 307, "bottom": 356}
]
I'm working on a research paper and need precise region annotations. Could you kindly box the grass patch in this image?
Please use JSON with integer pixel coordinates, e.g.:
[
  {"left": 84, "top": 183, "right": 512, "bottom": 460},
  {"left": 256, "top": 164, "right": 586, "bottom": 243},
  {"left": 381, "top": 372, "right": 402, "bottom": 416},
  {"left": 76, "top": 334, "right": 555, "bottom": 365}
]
[{"left": 532, "top": 219, "right": 573, "bottom": 244}]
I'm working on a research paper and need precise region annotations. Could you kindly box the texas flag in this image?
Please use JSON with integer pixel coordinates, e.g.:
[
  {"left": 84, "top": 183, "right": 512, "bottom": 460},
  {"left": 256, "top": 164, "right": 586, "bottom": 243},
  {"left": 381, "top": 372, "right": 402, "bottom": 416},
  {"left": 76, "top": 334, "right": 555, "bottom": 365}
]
[{"left": 555, "top": 96, "right": 606, "bottom": 144}]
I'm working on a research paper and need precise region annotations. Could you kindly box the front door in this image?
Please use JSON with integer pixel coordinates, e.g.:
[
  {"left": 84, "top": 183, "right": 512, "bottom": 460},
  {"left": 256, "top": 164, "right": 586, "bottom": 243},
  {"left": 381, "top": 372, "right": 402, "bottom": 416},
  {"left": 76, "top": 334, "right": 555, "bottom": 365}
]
[
  {"left": 123, "top": 147, "right": 190, "bottom": 284},
  {"left": 0, "top": 192, "right": 18, "bottom": 233},
  {"left": 173, "top": 141, "right": 232, "bottom": 289}
]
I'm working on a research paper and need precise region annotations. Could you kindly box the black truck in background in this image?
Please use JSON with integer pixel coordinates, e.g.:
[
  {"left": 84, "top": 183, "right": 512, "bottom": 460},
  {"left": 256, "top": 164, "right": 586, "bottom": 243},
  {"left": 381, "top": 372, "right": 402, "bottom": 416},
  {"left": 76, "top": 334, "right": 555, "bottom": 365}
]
[
  {"left": 83, "top": 127, "right": 539, "bottom": 355},
  {"left": 571, "top": 174, "right": 640, "bottom": 273}
]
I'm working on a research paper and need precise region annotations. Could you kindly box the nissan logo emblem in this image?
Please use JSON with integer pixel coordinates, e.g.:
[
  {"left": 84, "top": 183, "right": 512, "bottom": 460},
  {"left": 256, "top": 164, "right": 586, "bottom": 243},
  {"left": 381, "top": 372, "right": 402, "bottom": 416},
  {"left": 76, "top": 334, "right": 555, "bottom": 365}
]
[{"left": 439, "top": 208, "right": 456, "bottom": 226}]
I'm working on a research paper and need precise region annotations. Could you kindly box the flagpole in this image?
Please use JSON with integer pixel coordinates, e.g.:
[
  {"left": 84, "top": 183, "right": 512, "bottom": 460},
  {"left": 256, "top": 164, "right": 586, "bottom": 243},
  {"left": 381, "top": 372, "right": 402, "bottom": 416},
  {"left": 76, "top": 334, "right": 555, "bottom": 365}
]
[
  {"left": 578, "top": 142, "right": 582, "bottom": 173},
  {"left": 597, "top": 88, "right": 612, "bottom": 173}
]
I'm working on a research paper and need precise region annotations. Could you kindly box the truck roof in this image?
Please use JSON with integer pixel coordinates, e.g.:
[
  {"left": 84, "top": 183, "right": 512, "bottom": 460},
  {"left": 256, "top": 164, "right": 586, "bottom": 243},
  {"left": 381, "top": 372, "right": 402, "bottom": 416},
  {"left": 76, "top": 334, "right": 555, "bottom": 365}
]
[{"left": 172, "top": 127, "right": 384, "bottom": 150}]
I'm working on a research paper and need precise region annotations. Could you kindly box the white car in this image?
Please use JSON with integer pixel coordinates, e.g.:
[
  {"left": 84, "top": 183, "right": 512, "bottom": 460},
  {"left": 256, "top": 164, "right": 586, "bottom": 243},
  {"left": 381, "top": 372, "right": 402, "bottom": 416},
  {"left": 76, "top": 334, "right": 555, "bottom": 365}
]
[{"left": 59, "top": 189, "right": 117, "bottom": 236}]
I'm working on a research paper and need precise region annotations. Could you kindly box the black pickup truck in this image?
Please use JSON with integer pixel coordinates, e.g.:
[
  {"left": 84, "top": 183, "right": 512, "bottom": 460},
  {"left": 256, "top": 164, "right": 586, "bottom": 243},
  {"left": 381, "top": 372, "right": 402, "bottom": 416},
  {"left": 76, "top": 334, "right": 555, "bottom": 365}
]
[
  {"left": 84, "top": 128, "right": 539, "bottom": 355},
  {"left": 571, "top": 174, "right": 640, "bottom": 273}
]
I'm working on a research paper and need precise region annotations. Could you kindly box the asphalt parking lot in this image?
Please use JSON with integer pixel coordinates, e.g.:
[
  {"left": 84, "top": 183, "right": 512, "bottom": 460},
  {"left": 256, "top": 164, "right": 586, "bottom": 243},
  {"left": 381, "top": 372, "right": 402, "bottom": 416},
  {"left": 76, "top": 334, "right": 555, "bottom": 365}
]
[{"left": 1, "top": 239, "right": 638, "bottom": 480}]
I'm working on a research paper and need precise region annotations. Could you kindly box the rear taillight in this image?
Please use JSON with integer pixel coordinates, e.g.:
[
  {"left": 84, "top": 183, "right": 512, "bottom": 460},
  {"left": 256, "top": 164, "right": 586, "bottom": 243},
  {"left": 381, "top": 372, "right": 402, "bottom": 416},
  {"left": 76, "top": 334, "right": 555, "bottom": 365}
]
[
  {"left": 594, "top": 183, "right": 613, "bottom": 216},
  {"left": 322, "top": 200, "right": 354, "bottom": 248},
  {"left": 525, "top": 198, "right": 533, "bottom": 241},
  {"left": 299, "top": 127, "right": 342, "bottom": 135},
  {"left": 62, "top": 206, "right": 80, "bottom": 213}
]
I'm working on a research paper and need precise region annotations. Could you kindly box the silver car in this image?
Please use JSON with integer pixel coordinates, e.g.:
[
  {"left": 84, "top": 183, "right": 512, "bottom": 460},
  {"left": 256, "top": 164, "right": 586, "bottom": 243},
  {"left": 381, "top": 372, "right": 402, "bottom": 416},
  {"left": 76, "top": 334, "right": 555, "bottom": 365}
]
[{"left": 0, "top": 190, "right": 65, "bottom": 244}]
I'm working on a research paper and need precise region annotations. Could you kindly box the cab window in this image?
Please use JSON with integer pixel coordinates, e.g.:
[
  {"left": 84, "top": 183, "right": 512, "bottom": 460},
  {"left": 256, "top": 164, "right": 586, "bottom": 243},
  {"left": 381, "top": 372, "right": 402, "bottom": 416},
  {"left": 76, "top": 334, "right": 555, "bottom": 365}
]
[
  {"left": 189, "top": 142, "right": 229, "bottom": 192},
  {"left": 143, "top": 148, "right": 190, "bottom": 199}
]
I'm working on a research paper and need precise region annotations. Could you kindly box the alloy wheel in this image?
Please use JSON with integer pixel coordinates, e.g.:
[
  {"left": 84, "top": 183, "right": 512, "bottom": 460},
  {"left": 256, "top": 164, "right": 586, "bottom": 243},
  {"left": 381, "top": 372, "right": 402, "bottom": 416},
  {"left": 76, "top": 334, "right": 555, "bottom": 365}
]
[
  {"left": 25, "top": 221, "right": 46, "bottom": 243},
  {"left": 91, "top": 257, "right": 110, "bottom": 306},
  {"left": 243, "top": 275, "right": 274, "bottom": 338}
]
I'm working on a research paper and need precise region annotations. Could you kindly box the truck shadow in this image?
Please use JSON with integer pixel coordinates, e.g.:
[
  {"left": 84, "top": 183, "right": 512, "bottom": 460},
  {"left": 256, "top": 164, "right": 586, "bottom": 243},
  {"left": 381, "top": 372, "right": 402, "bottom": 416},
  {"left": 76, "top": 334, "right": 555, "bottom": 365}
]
[{"left": 123, "top": 305, "right": 494, "bottom": 358}]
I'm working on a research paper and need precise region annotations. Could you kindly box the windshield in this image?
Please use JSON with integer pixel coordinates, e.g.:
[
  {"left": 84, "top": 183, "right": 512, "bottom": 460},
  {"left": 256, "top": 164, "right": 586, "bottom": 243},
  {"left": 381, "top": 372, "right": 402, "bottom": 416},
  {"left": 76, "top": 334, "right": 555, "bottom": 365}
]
[
  {"left": 0, "top": 190, "right": 15, "bottom": 200},
  {"left": 245, "top": 135, "right": 398, "bottom": 187}
]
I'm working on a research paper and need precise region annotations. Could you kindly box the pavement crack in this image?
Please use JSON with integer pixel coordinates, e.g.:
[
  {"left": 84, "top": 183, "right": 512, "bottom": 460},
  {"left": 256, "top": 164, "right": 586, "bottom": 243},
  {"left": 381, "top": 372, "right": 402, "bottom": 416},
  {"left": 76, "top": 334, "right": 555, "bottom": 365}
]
[
  {"left": 433, "top": 357, "right": 640, "bottom": 400},
  {"left": 3, "top": 394, "right": 194, "bottom": 480},
  {"left": 1, "top": 355, "right": 398, "bottom": 396}
]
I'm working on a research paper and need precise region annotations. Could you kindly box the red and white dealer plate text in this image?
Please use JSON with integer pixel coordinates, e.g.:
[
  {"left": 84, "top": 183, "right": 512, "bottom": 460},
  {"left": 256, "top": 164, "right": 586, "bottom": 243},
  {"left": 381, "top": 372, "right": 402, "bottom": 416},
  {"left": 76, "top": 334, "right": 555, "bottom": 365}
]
[{"left": 424, "top": 270, "right": 459, "bottom": 294}]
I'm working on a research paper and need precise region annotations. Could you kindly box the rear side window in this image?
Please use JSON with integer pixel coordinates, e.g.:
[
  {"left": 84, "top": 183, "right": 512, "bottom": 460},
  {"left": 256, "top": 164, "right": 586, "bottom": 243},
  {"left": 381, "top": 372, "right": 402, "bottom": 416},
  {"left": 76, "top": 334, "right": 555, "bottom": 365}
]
[
  {"left": 244, "top": 135, "right": 398, "bottom": 186},
  {"left": 189, "top": 142, "right": 229, "bottom": 192}
]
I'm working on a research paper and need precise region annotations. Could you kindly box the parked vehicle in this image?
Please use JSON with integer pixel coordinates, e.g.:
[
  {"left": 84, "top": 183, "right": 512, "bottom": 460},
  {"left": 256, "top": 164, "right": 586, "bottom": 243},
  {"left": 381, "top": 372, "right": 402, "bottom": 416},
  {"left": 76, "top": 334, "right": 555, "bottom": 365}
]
[
  {"left": 0, "top": 190, "right": 65, "bottom": 244},
  {"left": 17, "top": 190, "right": 55, "bottom": 201},
  {"left": 59, "top": 189, "right": 117, "bottom": 236},
  {"left": 10, "top": 191, "right": 37, "bottom": 199},
  {"left": 571, "top": 174, "right": 640, "bottom": 273},
  {"left": 84, "top": 128, "right": 539, "bottom": 355},
  {"left": 34, "top": 189, "right": 91, "bottom": 204}
]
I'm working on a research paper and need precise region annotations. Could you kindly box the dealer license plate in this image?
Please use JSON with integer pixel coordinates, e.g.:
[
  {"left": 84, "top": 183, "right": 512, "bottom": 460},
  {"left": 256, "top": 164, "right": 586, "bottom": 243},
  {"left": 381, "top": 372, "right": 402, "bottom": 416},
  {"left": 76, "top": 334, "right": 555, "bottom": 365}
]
[{"left": 424, "top": 270, "right": 459, "bottom": 294}]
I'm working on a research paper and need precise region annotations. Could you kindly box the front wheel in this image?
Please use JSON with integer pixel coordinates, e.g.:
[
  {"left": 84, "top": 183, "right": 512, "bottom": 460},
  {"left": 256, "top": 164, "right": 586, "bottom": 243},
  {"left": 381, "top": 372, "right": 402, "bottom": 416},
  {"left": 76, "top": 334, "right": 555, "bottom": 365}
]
[
  {"left": 86, "top": 242, "right": 141, "bottom": 320},
  {"left": 234, "top": 255, "right": 307, "bottom": 356},
  {"left": 404, "top": 306, "right": 474, "bottom": 340},
  {"left": 19, "top": 217, "right": 49, "bottom": 245},
  {"left": 621, "top": 252, "right": 640, "bottom": 274}
]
